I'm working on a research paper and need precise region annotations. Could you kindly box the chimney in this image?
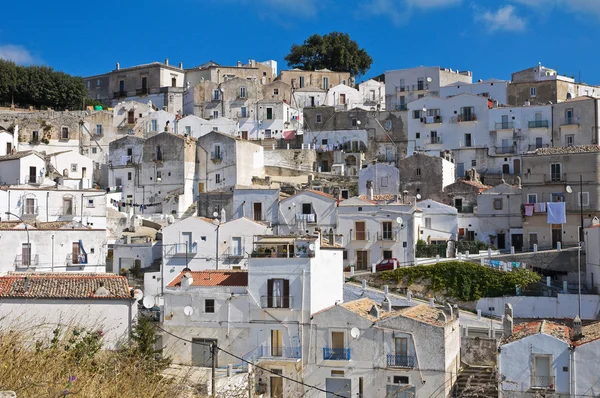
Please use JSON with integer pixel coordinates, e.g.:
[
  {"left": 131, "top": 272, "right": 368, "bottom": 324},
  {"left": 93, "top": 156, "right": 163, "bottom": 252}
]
[
  {"left": 220, "top": 207, "right": 227, "bottom": 223},
  {"left": 573, "top": 316, "right": 583, "bottom": 340},
  {"left": 503, "top": 303, "right": 514, "bottom": 337},
  {"left": 179, "top": 62, "right": 183, "bottom": 69},
  {"left": 181, "top": 272, "right": 194, "bottom": 289},
  {"left": 429, "top": 298, "right": 435, "bottom": 307},
  {"left": 367, "top": 186, "right": 373, "bottom": 201},
  {"left": 116, "top": 62, "right": 120, "bottom": 70},
  {"left": 94, "top": 281, "right": 110, "bottom": 297},
  {"left": 437, "top": 312, "right": 448, "bottom": 323},
  {"left": 516, "top": 176, "right": 522, "bottom": 188},
  {"left": 265, "top": 175, "right": 271, "bottom": 185},
  {"left": 165, "top": 58, "right": 169, "bottom": 66},
  {"left": 237, "top": 61, "right": 242, "bottom": 67},
  {"left": 368, "top": 305, "right": 380, "bottom": 320},
  {"left": 382, "top": 296, "right": 392, "bottom": 312}
]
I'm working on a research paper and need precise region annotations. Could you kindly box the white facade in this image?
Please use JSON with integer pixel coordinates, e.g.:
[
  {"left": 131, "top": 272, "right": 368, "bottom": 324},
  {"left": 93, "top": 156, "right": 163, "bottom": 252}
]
[
  {"left": 0, "top": 152, "right": 47, "bottom": 186},
  {"left": 292, "top": 89, "right": 326, "bottom": 109},
  {"left": 358, "top": 163, "right": 400, "bottom": 196},
  {"left": 324, "top": 84, "right": 363, "bottom": 110},
  {"left": 416, "top": 199, "right": 458, "bottom": 242},
  {"left": 303, "top": 129, "right": 368, "bottom": 150},
  {"left": 0, "top": 130, "right": 17, "bottom": 156},
  {"left": 476, "top": 183, "right": 522, "bottom": 249},
  {"left": 231, "top": 186, "right": 280, "bottom": 225},
  {"left": 177, "top": 115, "right": 238, "bottom": 138},
  {"left": 440, "top": 79, "right": 508, "bottom": 105},
  {"left": 112, "top": 101, "right": 154, "bottom": 133},
  {"left": 255, "top": 100, "right": 300, "bottom": 140},
  {"left": 358, "top": 79, "right": 386, "bottom": 110},
  {"left": 48, "top": 150, "right": 94, "bottom": 189},
  {"left": 488, "top": 105, "right": 553, "bottom": 155},
  {"left": 277, "top": 190, "right": 338, "bottom": 235}
]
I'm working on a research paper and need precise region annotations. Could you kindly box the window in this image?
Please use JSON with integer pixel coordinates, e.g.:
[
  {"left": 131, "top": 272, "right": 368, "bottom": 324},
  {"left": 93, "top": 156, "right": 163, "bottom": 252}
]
[
  {"left": 63, "top": 197, "right": 73, "bottom": 215},
  {"left": 566, "top": 135, "right": 574, "bottom": 146},
  {"left": 87, "top": 199, "right": 94, "bottom": 208},
  {"left": 61, "top": 127, "right": 69, "bottom": 140},
  {"left": 156, "top": 145, "right": 162, "bottom": 161},
  {"left": 25, "top": 198, "right": 36, "bottom": 215},
  {"left": 265, "top": 129, "right": 272, "bottom": 138},
  {"left": 215, "top": 173, "right": 221, "bottom": 184},
  {"left": 550, "top": 163, "right": 561, "bottom": 182},
  {"left": 183, "top": 126, "right": 191, "bottom": 135},
  {"left": 456, "top": 163, "right": 465, "bottom": 177},
  {"left": 266, "top": 108, "right": 273, "bottom": 120},
  {"left": 151, "top": 119, "right": 158, "bottom": 132},
  {"left": 460, "top": 106, "right": 475, "bottom": 121},
  {"left": 156, "top": 171, "right": 162, "bottom": 180},
  {"left": 205, "top": 299, "right": 215, "bottom": 313},
  {"left": 299, "top": 76, "right": 305, "bottom": 88},
  {"left": 393, "top": 376, "right": 409, "bottom": 385},
  {"left": 551, "top": 193, "right": 565, "bottom": 202},
  {"left": 464, "top": 133, "right": 472, "bottom": 147},
  {"left": 213, "top": 89, "right": 220, "bottom": 100},
  {"left": 339, "top": 93, "right": 346, "bottom": 105},
  {"left": 71, "top": 164, "right": 77, "bottom": 172},
  {"left": 381, "top": 177, "right": 388, "bottom": 187},
  {"left": 271, "top": 330, "right": 283, "bottom": 356},
  {"left": 399, "top": 79, "right": 405, "bottom": 91},
  {"left": 316, "top": 114, "right": 322, "bottom": 123},
  {"left": 127, "top": 172, "right": 132, "bottom": 181},
  {"left": 412, "top": 110, "right": 421, "bottom": 119},
  {"left": 383, "top": 250, "right": 393, "bottom": 259},
  {"left": 416, "top": 168, "right": 421, "bottom": 176},
  {"left": 95, "top": 124, "right": 103, "bottom": 135},
  {"left": 22, "top": 243, "right": 31, "bottom": 266},
  {"left": 32, "top": 130, "right": 39, "bottom": 141},
  {"left": 579, "top": 192, "right": 590, "bottom": 206},
  {"left": 430, "top": 131, "right": 439, "bottom": 144},
  {"left": 343, "top": 250, "right": 347, "bottom": 260},
  {"left": 530, "top": 87, "right": 537, "bottom": 97},
  {"left": 424, "top": 218, "right": 431, "bottom": 229},
  {"left": 240, "top": 86, "right": 247, "bottom": 98},
  {"left": 355, "top": 221, "right": 366, "bottom": 240},
  {"left": 493, "top": 198, "right": 503, "bottom": 210},
  {"left": 415, "top": 132, "right": 420, "bottom": 139},
  {"left": 267, "top": 279, "right": 290, "bottom": 308},
  {"left": 323, "top": 77, "right": 329, "bottom": 90},
  {"left": 273, "top": 88, "right": 279, "bottom": 95},
  {"left": 127, "top": 110, "right": 135, "bottom": 124},
  {"left": 535, "top": 137, "right": 543, "bottom": 149},
  {"left": 213, "top": 110, "right": 219, "bottom": 119},
  {"left": 471, "top": 159, "right": 477, "bottom": 167},
  {"left": 385, "top": 120, "right": 392, "bottom": 130},
  {"left": 91, "top": 147, "right": 97, "bottom": 154},
  {"left": 531, "top": 355, "right": 552, "bottom": 388},
  {"left": 240, "top": 106, "right": 247, "bottom": 118},
  {"left": 351, "top": 118, "right": 357, "bottom": 127},
  {"left": 370, "top": 89, "right": 376, "bottom": 101},
  {"left": 565, "top": 108, "right": 574, "bottom": 124},
  {"left": 382, "top": 221, "right": 393, "bottom": 240},
  {"left": 417, "top": 77, "right": 425, "bottom": 90},
  {"left": 528, "top": 194, "right": 537, "bottom": 204}
]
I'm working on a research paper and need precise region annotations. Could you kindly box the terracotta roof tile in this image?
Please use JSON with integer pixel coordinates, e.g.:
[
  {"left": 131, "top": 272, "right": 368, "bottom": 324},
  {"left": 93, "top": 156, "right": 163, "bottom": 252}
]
[
  {"left": 0, "top": 273, "right": 132, "bottom": 299},
  {"left": 503, "top": 320, "right": 571, "bottom": 344},
  {"left": 399, "top": 304, "right": 448, "bottom": 326},
  {"left": 459, "top": 179, "right": 491, "bottom": 191},
  {"left": 339, "top": 298, "right": 449, "bottom": 326},
  {"left": 532, "top": 145, "right": 600, "bottom": 155},
  {"left": 0, "top": 150, "right": 43, "bottom": 162},
  {"left": 168, "top": 271, "right": 248, "bottom": 287}
]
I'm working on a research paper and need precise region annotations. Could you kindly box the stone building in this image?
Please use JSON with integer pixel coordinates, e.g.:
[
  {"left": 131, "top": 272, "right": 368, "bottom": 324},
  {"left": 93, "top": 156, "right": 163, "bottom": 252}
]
[
  {"left": 551, "top": 96, "right": 600, "bottom": 147},
  {"left": 399, "top": 152, "right": 455, "bottom": 203},
  {"left": 184, "top": 59, "right": 276, "bottom": 88},
  {"left": 278, "top": 68, "right": 351, "bottom": 90}
]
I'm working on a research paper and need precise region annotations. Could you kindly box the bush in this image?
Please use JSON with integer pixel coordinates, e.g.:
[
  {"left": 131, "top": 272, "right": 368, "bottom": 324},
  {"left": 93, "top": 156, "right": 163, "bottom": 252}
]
[
  {"left": 455, "top": 240, "right": 489, "bottom": 254},
  {"left": 379, "top": 261, "right": 541, "bottom": 301}
]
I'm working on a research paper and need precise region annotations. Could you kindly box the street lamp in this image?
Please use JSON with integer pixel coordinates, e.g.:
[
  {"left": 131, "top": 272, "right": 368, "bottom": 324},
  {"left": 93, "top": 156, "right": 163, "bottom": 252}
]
[{"left": 6, "top": 211, "right": 30, "bottom": 268}]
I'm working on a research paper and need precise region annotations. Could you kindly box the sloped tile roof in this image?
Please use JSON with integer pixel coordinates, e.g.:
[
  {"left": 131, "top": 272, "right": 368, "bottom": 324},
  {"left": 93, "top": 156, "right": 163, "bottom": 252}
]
[
  {"left": 0, "top": 273, "right": 132, "bottom": 299},
  {"left": 168, "top": 271, "right": 248, "bottom": 287},
  {"left": 338, "top": 298, "right": 448, "bottom": 326},
  {"left": 503, "top": 320, "right": 571, "bottom": 344},
  {"left": 0, "top": 150, "right": 44, "bottom": 162}
]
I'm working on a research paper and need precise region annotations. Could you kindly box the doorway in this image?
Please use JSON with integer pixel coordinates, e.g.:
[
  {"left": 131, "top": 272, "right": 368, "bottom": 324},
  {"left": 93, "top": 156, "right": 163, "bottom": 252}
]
[
  {"left": 497, "top": 233, "right": 506, "bottom": 250},
  {"left": 552, "top": 224, "right": 562, "bottom": 248},
  {"left": 191, "top": 338, "right": 216, "bottom": 367},
  {"left": 529, "top": 233, "right": 538, "bottom": 250},
  {"left": 513, "top": 159, "right": 521, "bottom": 175},
  {"left": 326, "top": 378, "right": 351, "bottom": 398},
  {"left": 241, "top": 131, "right": 248, "bottom": 140},
  {"left": 253, "top": 203, "right": 262, "bottom": 221},
  {"left": 502, "top": 164, "right": 510, "bottom": 174},
  {"left": 511, "top": 234, "right": 523, "bottom": 251},
  {"left": 270, "top": 375, "right": 283, "bottom": 398}
]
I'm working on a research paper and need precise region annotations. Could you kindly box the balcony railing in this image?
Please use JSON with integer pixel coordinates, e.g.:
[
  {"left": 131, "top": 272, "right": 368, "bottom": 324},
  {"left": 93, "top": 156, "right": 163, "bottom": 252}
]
[
  {"left": 531, "top": 375, "right": 555, "bottom": 389},
  {"left": 529, "top": 120, "right": 549, "bottom": 128},
  {"left": 529, "top": 144, "right": 550, "bottom": 151},
  {"left": 113, "top": 91, "right": 127, "bottom": 99},
  {"left": 377, "top": 231, "right": 397, "bottom": 241},
  {"left": 422, "top": 115, "right": 442, "bottom": 124},
  {"left": 411, "top": 84, "right": 428, "bottom": 91},
  {"left": 495, "top": 145, "right": 515, "bottom": 154},
  {"left": 395, "top": 86, "right": 406, "bottom": 93},
  {"left": 395, "top": 104, "right": 408, "bottom": 111},
  {"left": 169, "top": 243, "right": 197, "bottom": 257},
  {"left": 22, "top": 205, "right": 39, "bottom": 217},
  {"left": 25, "top": 175, "right": 43, "bottom": 185},
  {"left": 251, "top": 249, "right": 315, "bottom": 259},
  {"left": 66, "top": 253, "right": 88, "bottom": 266},
  {"left": 457, "top": 205, "right": 474, "bottom": 214},
  {"left": 429, "top": 136, "right": 442, "bottom": 144},
  {"left": 387, "top": 354, "right": 415, "bottom": 368},
  {"left": 14, "top": 254, "right": 39, "bottom": 269},
  {"left": 495, "top": 122, "right": 514, "bottom": 130},
  {"left": 260, "top": 296, "right": 293, "bottom": 309},
  {"left": 258, "top": 345, "right": 301, "bottom": 359},
  {"left": 211, "top": 152, "right": 222, "bottom": 160},
  {"left": 458, "top": 114, "right": 477, "bottom": 122},
  {"left": 561, "top": 117, "right": 579, "bottom": 126},
  {"left": 323, "top": 347, "right": 351, "bottom": 361},
  {"left": 296, "top": 213, "right": 317, "bottom": 223},
  {"left": 544, "top": 173, "right": 566, "bottom": 183},
  {"left": 136, "top": 88, "right": 149, "bottom": 96}
]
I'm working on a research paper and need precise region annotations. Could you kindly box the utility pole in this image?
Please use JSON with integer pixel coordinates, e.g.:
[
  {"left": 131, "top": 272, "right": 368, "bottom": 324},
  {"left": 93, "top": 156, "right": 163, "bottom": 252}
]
[
  {"left": 211, "top": 342, "right": 217, "bottom": 397},
  {"left": 579, "top": 174, "right": 584, "bottom": 318}
]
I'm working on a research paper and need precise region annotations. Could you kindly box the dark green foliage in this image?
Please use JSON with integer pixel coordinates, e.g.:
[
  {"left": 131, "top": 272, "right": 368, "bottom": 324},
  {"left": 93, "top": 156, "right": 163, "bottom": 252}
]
[
  {"left": 127, "top": 315, "right": 171, "bottom": 372},
  {"left": 455, "top": 240, "right": 491, "bottom": 254},
  {"left": 379, "top": 261, "right": 541, "bottom": 301},
  {"left": 284, "top": 32, "right": 373, "bottom": 77},
  {"left": 0, "top": 59, "right": 87, "bottom": 110}
]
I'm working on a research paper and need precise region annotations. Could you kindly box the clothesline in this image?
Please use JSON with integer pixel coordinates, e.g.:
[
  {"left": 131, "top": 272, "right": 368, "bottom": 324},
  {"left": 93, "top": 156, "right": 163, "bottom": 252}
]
[{"left": 110, "top": 198, "right": 162, "bottom": 210}]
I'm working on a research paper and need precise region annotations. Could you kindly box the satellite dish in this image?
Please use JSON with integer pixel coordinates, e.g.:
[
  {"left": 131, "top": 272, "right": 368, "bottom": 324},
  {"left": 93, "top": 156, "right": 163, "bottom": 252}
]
[
  {"left": 213, "top": 211, "right": 219, "bottom": 218},
  {"left": 133, "top": 289, "right": 144, "bottom": 300},
  {"left": 350, "top": 327, "right": 360, "bottom": 339},
  {"left": 416, "top": 194, "right": 422, "bottom": 200},
  {"left": 566, "top": 186, "right": 573, "bottom": 193},
  {"left": 184, "top": 306, "right": 194, "bottom": 316},
  {"left": 396, "top": 217, "right": 404, "bottom": 225},
  {"left": 309, "top": 243, "right": 315, "bottom": 251},
  {"left": 356, "top": 120, "right": 361, "bottom": 125},
  {"left": 426, "top": 77, "right": 433, "bottom": 83},
  {"left": 142, "top": 296, "right": 155, "bottom": 309}
]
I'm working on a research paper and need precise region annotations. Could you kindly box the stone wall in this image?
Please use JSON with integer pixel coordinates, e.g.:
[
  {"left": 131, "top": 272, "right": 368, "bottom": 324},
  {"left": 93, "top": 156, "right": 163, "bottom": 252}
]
[
  {"left": 263, "top": 149, "right": 316, "bottom": 172},
  {"left": 461, "top": 337, "right": 497, "bottom": 366}
]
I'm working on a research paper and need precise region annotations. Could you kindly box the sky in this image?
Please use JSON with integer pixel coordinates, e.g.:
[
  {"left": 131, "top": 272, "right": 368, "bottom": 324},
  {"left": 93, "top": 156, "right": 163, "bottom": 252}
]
[{"left": 1, "top": 0, "right": 599, "bottom": 84}]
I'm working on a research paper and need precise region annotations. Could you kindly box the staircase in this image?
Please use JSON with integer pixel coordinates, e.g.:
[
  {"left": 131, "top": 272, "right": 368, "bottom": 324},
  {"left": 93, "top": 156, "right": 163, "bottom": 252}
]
[{"left": 453, "top": 365, "right": 497, "bottom": 397}]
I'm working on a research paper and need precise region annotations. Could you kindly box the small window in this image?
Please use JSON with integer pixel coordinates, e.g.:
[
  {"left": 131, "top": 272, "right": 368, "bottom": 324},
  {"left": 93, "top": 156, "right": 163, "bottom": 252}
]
[
  {"left": 213, "top": 89, "right": 220, "bottom": 100},
  {"left": 213, "top": 110, "right": 219, "bottom": 119},
  {"left": 91, "top": 147, "right": 97, "bottom": 154},
  {"left": 528, "top": 194, "right": 537, "bottom": 204},
  {"left": 471, "top": 159, "right": 477, "bottom": 167},
  {"left": 215, "top": 173, "right": 221, "bottom": 184},
  {"left": 343, "top": 250, "right": 347, "bottom": 260},
  {"left": 416, "top": 132, "right": 420, "bottom": 139},
  {"left": 240, "top": 86, "right": 247, "bottom": 98},
  {"left": 205, "top": 299, "right": 215, "bottom": 313},
  {"left": 96, "top": 79, "right": 100, "bottom": 87},
  {"left": 424, "top": 217, "right": 431, "bottom": 229},
  {"left": 530, "top": 87, "right": 537, "bottom": 97},
  {"left": 416, "top": 168, "right": 421, "bottom": 176},
  {"left": 316, "top": 114, "right": 323, "bottom": 123},
  {"left": 566, "top": 135, "right": 574, "bottom": 147},
  {"left": 385, "top": 120, "right": 392, "bottom": 130},
  {"left": 273, "top": 88, "right": 279, "bottom": 95},
  {"left": 151, "top": 119, "right": 158, "bottom": 132},
  {"left": 71, "top": 164, "right": 77, "bottom": 172},
  {"left": 156, "top": 171, "right": 162, "bottom": 180},
  {"left": 266, "top": 108, "right": 273, "bottom": 120},
  {"left": 351, "top": 118, "right": 357, "bottom": 127},
  {"left": 87, "top": 199, "right": 94, "bottom": 208},
  {"left": 127, "top": 172, "right": 132, "bottom": 181},
  {"left": 494, "top": 198, "right": 503, "bottom": 210},
  {"left": 61, "top": 127, "right": 69, "bottom": 140},
  {"left": 394, "top": 376, "right": 409, "bottom": 384},
  {"left": 96, "top": 124, "right": 103, "bottom": 135},
  {"left": 413, "top": 110, "right": 421, "bottom": 119},
  {"left": 381, "top": 177, "right": 388, "bottom": 187},
  {"left": 579, "top": 192, "right": 590, "bottom": 206}
]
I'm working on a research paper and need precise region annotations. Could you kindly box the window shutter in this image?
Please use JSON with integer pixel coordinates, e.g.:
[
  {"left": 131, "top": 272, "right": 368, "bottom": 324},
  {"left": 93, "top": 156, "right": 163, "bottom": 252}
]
[
  {"left": 283, "top": 279, "right": 290, "bottom": 308},
  {"left": 267, "top": 279, "right": 273, "bottom": 308}
]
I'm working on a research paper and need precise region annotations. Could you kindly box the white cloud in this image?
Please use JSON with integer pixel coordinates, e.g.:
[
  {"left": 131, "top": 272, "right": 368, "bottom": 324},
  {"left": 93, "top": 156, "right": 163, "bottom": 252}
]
[
  {"left": 477, "top": 5, "right": 526, "bottom": 32},
  {"left": 512, "top": 0, "right": 600, "bottom": 18},
  {"left": 0, "top": 44, "right": 34, "bottom": 64},
  {"left": 363, "top": 0, "right": 462, "bottom": 25}
]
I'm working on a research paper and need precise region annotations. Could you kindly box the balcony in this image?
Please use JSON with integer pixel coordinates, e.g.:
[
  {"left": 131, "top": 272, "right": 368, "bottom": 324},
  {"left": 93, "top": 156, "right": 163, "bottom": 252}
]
[
  {"left": 377, "top": 231, "right": 397, "bottom": 241},
  {"left": 113, "top": 91, "right": 127, "bottom": 99},
  {"left": 296, "top": 213, "right": 317, "bottom": 224},
  {"left": 411, "top": 84, "right": 428, "bottom": 91},
  {"left": 323, "top": 347, "right": 351, "bottom": 361},
  {"left": 495, "top": 145, "right": 515, "bottom": 154},
  {"left": 260, "top": 296, "right": 293, "bottom": 309},
  {"left": 422, "top": 115, "right": 442, "bottom": 124},
  {"left": 561, "top": 117, "right": 579, "bottom": 126},
  {"left": 458, "top": 114, "right": 477, "bottom": 122},
  {"left": 387, "top": 354, "right": 415, "bottom": 368},
  {"left": 24, "top": 175, "right": 43, "bottom": 185},
  {"left": 395, "top": 86, "right": 406, "bottom": 93},
  {"left": 66, "top": 253, "right": 88, "bottom": 266},
  {"left": 495, "top": 122, "right": 515, "bottom": 130},
  {"left": 529, "top": 120, "right": 549, "bottom": 128},
  {"left": 211, "top": 152, "right": 223, "bottom": 161},
  {"left": 14, "top": 254, "right": 39, "bottom": 270},
  {"left": 544, "top": 173, "right": 566, "bottom": 183},
  {"left": 531, "top": 375, "right": 555, "bottom": 390},
  {"left": 169, "top": 243, "right": 197, "bottom": 257},
  {"left": 529, "top": 144, "right": 550, "bottom": 151},
  {"left": 429, "top": 136, "right": 442, "bottom": 145},
  {"left": 136, "top": 88, "right": 149, "bottom": 96},
  {"left": 457, "top": 205, "right": 474, "bottom": 214},
  {"left": 395, "top": 104, "right": 408, "bottom": 111},
  {"left": 258, "top": 345, "right": 301, "bottom": 360}
]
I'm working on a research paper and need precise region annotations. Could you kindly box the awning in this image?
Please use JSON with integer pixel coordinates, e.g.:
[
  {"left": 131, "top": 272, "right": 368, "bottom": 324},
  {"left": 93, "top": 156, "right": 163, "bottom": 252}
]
[{"left": 283, "top": 130, "right": 296, "bottom": 140}]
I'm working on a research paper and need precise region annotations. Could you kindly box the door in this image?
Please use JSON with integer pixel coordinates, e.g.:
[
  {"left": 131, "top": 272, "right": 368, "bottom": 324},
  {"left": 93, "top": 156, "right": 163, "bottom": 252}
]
[
  {"left": 82, "top": 167, "right": 87, "bottom": 178},
  {"left": 529, "top": 233, "right": 538, "bottom": 250},
  {"left": 72, "top": 242, "right": 80, "bottom": 265},
  {"left": 231, "top": 237, "right": 242, "bottom": 256},
  {"left": 497, "top": 233, "right": 506, "bottom": 250},
  {"left": 513, "top": 159, "right": 521, "bottom": 175},
  {"left": 533, "top": 356, "right": 551, "bottom": 387},
  {"left": 141, "top": 76, "right": 147, "bottom": 91},
  {"left": 464, "top": 133, "right": 472, "bottom": 147},
  {"left": 270, "top": 376, "right": 283, "bottom": 398},
  {"left": 502, "top": 164, "right": 510, "bottom": 174},
  {"left": 326, "top": 378, "right": 351, "bottom": 398},
  {"left": 552, "top": 224, "right": 562, "bottom": 248},
  {"left": 22, "top": 243, "right": 31, "bottom": 266},
  {"left": 395, "top": 337, "right": 409, "bottom": 366},
  {"left": 191, "top": 338, "right": 216, "bottom": 367},
  {"left": 29, "top": 166, "right": 36, "bottom": 183},
  {"left": 271, "top": 330, "right": 282, "bottom": 357},
  {"left": 331, "top": 331, "right": 345, "bottom": 359},
  {"left": 321, "top": 160, "right": 329, "bottom": 172},
  {"left": 536, "top": 137, "right": 543, "bottom": 149},
  {"left": 501, "top": 114, "right": 509, "bottom": 129},
  {"left": 181, "top": 232, "right": 192, "bottom": 253},
  {"left": 253, "top": 202, "right": 262, "bottom": 221},
  {"left": 356, "top": 250, "right": 368, "bottom": 270},
  {"left": 512, "top": 234, "right": 523, "bottom": 251},
  {"left": 119, "top": 80, "right": 125, "bottom": 92},
  {"left": 241, "top": 131, "right": 248, "bottom": 140},
  {"left": 339, "top": 93, "right": 346, "bottom": 105},
  {"left": 355, "top": 221, "right": 366, "bottom": 240},
  {"left": 6, "top": 142, "right": 11, "bottom": 154}
]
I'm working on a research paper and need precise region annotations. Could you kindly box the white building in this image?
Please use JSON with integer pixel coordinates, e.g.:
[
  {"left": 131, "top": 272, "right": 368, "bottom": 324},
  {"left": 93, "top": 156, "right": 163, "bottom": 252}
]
[
  {"left": 112, "top": 101, "right": 155, "bottom": 135},
  {"left": 0, "top": 273, "right": 136, "bottom": 350},
  {"left": 254, "top": 100, "right": 300, "bottom": 140},
  {"left": 416, "top": 199, "right": 458, "bottom": 242},
  {"left": 476, "top": 183, "right": 522, "bottom": 250},
  {"left": 231, "top": 185, "right": 280, "bottom": 225},
  {"left": 385, "top": 66, "right": 473, "bottom": 111},
  {"left": 107, "top": 135, "right": 145, "bottom": 199},
  {"left": 325, "top": 84, "right": 363, "bottom": 111},
  {"left": 177, "top": 115, "right": 238, "bottom": 139},
  {"left": 47, "top": 150, "right": 94, "bottom": 189},
  {"left": 358, "top": 79, "right": 386, "bottom": 110},
  {"left": 277, "top": 190, "right": 338, "bottom": 235},
  {"left": 440, "top": 78, "right": 509, "bottom": 105},
  {"left": 0, "top": 151, "right": 47, "bottom": 186},
  {"left": 358, "top": 163, "right": 400, "bottom": 197},
  {"left": 136, "top": 109, "right": 177, "bottom": 137},
  {"left": 0, "top": 130, "right": 17, "bottom": 155},
  {"left": 338, "top": 197, "right": 418, "bottom": 269}
]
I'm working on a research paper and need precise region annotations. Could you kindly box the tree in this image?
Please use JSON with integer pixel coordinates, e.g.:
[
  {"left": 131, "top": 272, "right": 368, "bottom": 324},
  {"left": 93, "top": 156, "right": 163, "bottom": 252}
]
[{"left": 284, "top": 32, "right": 373, "bottom": 78}]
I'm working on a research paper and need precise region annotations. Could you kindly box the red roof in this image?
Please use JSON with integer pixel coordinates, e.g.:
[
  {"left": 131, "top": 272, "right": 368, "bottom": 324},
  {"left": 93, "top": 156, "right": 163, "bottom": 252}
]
[
  {"left": 168, "top": 271, "right": 248, "bottom": 287},
  {"left": 459, "top": 179, "right": 491, "bottom": 192}
]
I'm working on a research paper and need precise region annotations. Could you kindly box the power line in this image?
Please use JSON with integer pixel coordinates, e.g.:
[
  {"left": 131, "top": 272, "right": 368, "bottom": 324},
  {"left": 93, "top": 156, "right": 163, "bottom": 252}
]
[{"left": 152, "top": 323, "right": 347, "bottom": 398}]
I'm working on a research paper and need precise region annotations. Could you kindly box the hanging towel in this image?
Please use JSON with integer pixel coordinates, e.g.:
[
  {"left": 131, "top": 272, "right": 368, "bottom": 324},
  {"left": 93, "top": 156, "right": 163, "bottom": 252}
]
[
  {"left": 524, "top": 204, "right": 534, "bottom": 216},
  {"left": 534, "top": 203, "right": 541, "bottom": 212},
  {"left": 539, "top": 202, "right": 546, "bottom": 212},
  {"left": 547, "top": 202, "right": 566, "bottom": 224}
]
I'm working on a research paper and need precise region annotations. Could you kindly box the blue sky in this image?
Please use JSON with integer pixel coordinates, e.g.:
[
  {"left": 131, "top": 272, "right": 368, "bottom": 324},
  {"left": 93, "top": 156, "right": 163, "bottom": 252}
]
[{"left": 1, "top": 0, "right": 599, "bottom": 84}]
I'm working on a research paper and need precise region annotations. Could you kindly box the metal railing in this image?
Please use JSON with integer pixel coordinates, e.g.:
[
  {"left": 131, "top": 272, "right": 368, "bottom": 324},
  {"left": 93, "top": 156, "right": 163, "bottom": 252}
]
[
  {"left": 66, "top": 253, "right": 88, "bottom": 266},
  {"left": 495, "top": 145, "right": 515, "bottom": 154},
  {"left": 395, "top": 86, "right": 406, "bottom": 93},
  {"left": 211, "top": 152, "right": 222, "bottom": 160},
  {"left": 136, "top": 88, "right": 149, "bottom": 96},
  {"left": 377, "top": 231, "right": 397, "bottom": 241},
  {"left": 458, "top": 114, "right": 477, "bottom": 122},
  {"left": 531, "top": 375, "right": 555, "bottom": 389},
  {"left": 260, "top": 296, "right": 293, "bottom": 309},
  {"left": 395, "top": 104, "right": 408, "bottom": 111},
  {"left": 495, "top": 122, "right": 514, "bottom": 130},
  {"left": 412, "top": 84, "right": 428, "bottom": 91},
  {"left": 430, "top": 136, "right": 442, "bottom": 144},
  {"left": 529, "top": 120, "right": 549, "bottom": 128},
  {"left": 22, "top": 205, "right": 39, "bottom": 216},
  {"left": 422, "top": 115, "right": 442, "bottom": 124},
  {"left": 14, "top": 254, "right": 39, "bottom": 269},
  {"left": 387, "top": 354, "right": 415, "bottom": 368},
  {"left": 167, "top": 243, "right": 197, "bottom": 257},
  {"left": 258, "top": 345, "right": 301, "bottom": 359},
  {"left": 457, "top": 205, "right": 474, "bottom": 214},
  {"left": 24, "top": 175, "right": 42, "bottom": 185},
  {"left": 323, "top": 347, "right": 351, "bottom": 361},
  {"left": 296, "top": 213, "right": 317, "bottom": 223},
  {"left": 543, "top": 173, "right": 566, "bottom": 183},
  {"left": 561, "top": 117, "right": 579, "bottom": 126}
]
